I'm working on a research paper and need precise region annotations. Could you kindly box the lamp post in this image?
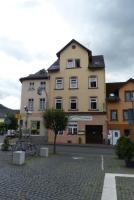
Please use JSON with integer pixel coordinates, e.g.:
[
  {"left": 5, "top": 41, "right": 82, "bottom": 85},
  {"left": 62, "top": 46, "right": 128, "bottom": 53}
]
[{"left": 24, "top": 106, "right": 29, "bottom": 138}]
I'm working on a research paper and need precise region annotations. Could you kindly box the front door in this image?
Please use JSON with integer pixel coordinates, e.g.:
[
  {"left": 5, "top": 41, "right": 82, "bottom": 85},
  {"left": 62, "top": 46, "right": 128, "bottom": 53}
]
[
  {"left": 86, "top": 125, "right": 103, "bottom": 144},
  {"left": 109, "top": 130, "right": 120, "bottom": 145}
]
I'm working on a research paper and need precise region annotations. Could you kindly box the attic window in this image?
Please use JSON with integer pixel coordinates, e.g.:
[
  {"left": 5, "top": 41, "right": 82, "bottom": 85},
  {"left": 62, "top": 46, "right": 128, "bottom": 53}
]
[
  {"left": 67, "top": 59, "right": 80, "bottom": 68},
  {"left": 72, "top": 45, "right": 76, "bottom": 49}
]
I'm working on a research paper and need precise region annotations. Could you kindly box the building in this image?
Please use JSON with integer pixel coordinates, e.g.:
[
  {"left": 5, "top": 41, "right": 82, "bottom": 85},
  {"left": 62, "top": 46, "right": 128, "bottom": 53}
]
[
  {"left": 106, "top": 78, "right": 134, "bottom": 144},
  {"left": 20, "top": 39, "right": 107, "bottom": 144},
  {"left": 20, "top": 69, "right": 49, "bottom": 142}
]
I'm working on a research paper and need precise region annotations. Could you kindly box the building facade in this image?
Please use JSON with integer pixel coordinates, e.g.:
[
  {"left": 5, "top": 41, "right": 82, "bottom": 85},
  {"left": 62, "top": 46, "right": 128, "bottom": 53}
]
[
  {"left": 20, "top": 39, "right": 107, "bottom": 144},
  {"left": 20, "top": 69, "right": 49, "bottom": 142},
  {"left": 106, "top": 78, "right": 134, "bottom": 144}
]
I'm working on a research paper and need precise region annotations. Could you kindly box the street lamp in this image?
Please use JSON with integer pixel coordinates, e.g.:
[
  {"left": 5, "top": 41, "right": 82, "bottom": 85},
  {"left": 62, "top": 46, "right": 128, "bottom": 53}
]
[
  {"left": 24, "top": 106, "right": 28, "bottom": 130},
  {"left": 24, "top": 105, "right": 31, "bottom": 138}
]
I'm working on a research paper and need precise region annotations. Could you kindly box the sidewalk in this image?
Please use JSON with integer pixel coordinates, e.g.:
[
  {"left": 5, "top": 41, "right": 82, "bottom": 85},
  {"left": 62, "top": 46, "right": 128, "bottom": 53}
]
[{"left": 47, "top": 142, "right": 114, "bottom": 149}]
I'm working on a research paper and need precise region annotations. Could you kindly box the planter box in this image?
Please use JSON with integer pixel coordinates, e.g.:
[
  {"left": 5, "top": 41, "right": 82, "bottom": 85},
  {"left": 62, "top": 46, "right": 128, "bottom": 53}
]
[{"left": 125, "top": 160, "right": 134, "bottom": 168}]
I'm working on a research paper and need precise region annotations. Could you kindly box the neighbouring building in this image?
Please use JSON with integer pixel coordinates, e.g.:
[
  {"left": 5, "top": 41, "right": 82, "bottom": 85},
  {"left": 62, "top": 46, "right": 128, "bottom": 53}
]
[
  {"left": 20, "top": 39, "right": 107, "bottom": 144},
  {"left": 20, "top": 69, "right": 49, "bottom": 143},
  {"left": 106, "top": 78, "right": 134, "bottom": 144}
]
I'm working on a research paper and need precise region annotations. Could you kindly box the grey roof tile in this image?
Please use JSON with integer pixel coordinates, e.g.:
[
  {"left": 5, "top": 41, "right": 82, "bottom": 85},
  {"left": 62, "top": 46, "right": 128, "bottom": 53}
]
[
  {"left": 48, "top": 59, "right": 60, "bottom": 72},
  {"left": 20, "top": 69, "right": 49, "bottom": 82},
  {"left": 89, "top": 55, "right": 105, "bottom": 68}
]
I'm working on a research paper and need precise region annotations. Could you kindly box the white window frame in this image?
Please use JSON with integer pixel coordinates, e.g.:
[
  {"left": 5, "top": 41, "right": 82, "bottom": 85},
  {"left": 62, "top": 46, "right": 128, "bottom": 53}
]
[
  {"left": 29, "top": 82, "right": 35, "bottom": 90},
  {"left": 70, "top": 77, "right": 78, "bottom": 89},
  {"left": 70, "top": 97, "right": 77, "bottom": 110},
  {"left": 90, "top": 97, "right": 97, "bottom": 110},
  {"left": 40, "top": 81, "right": 46, "bottom": 90},
  {"left": 68, "top": 122, "right": 77, "bottom": 135},
  {"left": 67, "top": 59, "right": 80, "bottom": 68},
  {"left": 88, "top": 76, "right": 97, "bottom": 88},
  {"left": 55, "top": 97, "right": 62, "bottom": 109},
  {"left": 55, "top": 78, "right": 63, "bottom": 89},
  {"left": 39, "top": 98, "right": 45, "bottom": 111},
  {"left": 28, "top": 99, "right": 34, "bottom": 111}
]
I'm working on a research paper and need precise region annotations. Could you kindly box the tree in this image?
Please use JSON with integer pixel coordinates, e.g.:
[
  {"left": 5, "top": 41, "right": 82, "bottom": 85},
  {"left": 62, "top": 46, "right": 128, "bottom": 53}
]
[
  {"left": 5, "top": 113, "right": 18, "bottom": 130},
  {"left": 43, "top": 108, "right": 68, "bottom": 154}
]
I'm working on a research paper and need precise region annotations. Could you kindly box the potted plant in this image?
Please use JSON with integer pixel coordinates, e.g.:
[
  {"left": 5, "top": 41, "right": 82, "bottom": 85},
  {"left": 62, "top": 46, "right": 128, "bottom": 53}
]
[{"left": 115, "top": 136, "right": 129, "bottom": 159}]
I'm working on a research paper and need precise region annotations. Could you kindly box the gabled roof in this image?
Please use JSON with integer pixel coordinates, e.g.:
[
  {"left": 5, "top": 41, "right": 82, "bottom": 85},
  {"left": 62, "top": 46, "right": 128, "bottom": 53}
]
[
  {"left": 56, "top": 39, "right": 92, "bottom": 57},
  {"left": 20, "top": 69, "right": 49, "bottom": 83},
  {"left": 47, "top": 59, "right": 60, "bottom": 72},
  {"left": 48, "top": 39, "right": 105, "bottom": 72}
]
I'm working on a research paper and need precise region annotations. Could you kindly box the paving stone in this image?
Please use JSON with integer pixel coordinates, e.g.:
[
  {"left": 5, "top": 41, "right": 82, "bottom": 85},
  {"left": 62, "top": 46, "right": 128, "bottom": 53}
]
[{"left": 0, "top": 147, "right": 133, "bottom": 200}]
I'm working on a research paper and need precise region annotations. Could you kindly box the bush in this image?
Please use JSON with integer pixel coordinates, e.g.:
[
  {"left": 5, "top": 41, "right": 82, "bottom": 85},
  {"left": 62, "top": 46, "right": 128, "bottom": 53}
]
[
  {"left": 2, "top": 137, "right": 10, "bottom": 151},
  {"left": 115, "top": 136, "right": 134, "bottom": 159},
  {"left": 123, "top": 139, "right": 134, "bottom": 161}
]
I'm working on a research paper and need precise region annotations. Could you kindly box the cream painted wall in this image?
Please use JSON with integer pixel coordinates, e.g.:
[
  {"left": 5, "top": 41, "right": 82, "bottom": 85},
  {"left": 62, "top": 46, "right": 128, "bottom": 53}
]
[
  {"left": 20, "top": 79, "right": 49, "bottom": 114},
  {"left": 49, "top": 42, "right": 106, "bottom": 112},
  {"left": 20, "top": 79, "right": 49, "bottom": 136}
]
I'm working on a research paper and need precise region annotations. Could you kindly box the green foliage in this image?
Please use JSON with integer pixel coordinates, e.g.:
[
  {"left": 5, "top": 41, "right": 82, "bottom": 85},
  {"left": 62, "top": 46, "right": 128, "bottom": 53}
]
[
  {"left": 43, "top": 108, "right": 68, "bottom": 134},
  {"left": 6, "top": 113, "right": 18, "bottom": 130},
  {"left": 115, "top": 136, "right": 134, "bottom": 161},
  {"left": 43, "top": 108, "right": 68, "bottom": 153},
  {"left": 2, "top": 137, "right": 10, "bottom": 151}
]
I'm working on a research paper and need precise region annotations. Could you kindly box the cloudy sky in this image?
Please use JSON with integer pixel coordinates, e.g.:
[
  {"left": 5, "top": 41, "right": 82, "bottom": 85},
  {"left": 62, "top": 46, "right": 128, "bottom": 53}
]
[{"left": 0, "top": 0, "right": 134, "bottom": 109}]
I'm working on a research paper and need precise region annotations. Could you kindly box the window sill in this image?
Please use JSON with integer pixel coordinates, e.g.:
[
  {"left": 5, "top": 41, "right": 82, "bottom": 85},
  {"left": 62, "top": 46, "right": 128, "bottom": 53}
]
[
  {"left": 88, "top": 109, "right": 99, "bottom": 111},
  {"left": 88, "top": 87, "right": 98, "bottom": 89},
  {"left": 69, "top": 88, "right": 78, "bottom": 90},
  {"left": 68, "top": 109, "right": 78, "bottom": 111},
  {"left": 54, "top": 88, "right": 64, "bottom": 90},
  {"left": 66, "top": 67, "right": 81, "bottom": 69}
]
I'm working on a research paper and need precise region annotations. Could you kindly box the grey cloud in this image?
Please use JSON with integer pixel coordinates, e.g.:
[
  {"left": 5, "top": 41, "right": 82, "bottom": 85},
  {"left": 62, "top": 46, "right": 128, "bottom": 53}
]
[
  {"left": 0, "top": 37, "right": 49, "bottom": 62},
  {"left": 52, "top": 0, "right": 134, "bottom": 81},
  {"left": 0, "top": 37, "right": 32, "bottom": 61},
  {"left": 0, "top": 80, "right": 20, "bottom": 100}
]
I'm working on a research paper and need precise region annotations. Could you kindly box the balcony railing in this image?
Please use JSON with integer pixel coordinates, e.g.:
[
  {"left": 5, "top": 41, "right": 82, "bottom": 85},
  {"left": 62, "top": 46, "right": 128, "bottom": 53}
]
[{"left": 106, "top": 96, "right": 120, "bottom": 102}]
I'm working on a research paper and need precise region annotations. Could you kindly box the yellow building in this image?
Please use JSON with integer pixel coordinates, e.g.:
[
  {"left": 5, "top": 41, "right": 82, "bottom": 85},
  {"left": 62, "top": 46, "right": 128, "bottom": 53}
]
[
  {"left": 48, "top": 39, "right": 107, "bottom": 144},
  {"left": 20, "top": 39, "right": 107, "bottom": 144}
]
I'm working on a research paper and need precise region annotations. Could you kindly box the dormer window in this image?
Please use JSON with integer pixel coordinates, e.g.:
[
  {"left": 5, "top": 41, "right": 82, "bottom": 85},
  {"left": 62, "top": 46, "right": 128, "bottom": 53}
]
[{"left": 67, "top": 59, "right": 80, "bottom": 68}]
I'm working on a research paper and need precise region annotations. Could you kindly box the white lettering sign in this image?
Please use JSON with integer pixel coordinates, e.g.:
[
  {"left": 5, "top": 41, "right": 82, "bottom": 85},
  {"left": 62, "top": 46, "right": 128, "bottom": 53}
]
[{"left": 69, "top": 115, "right": 93, "bottom": 121}]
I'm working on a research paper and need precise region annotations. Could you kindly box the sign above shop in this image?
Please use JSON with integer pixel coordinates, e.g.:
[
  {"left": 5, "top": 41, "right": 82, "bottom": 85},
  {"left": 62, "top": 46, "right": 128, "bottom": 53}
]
[{"left": 69, "top": 115, "right": 93, "bottom": 121}]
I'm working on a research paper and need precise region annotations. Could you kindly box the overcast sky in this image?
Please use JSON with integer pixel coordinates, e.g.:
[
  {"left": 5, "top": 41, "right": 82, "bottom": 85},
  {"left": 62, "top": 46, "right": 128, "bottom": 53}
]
[{"left": 0, "top": 0, "right": 134, "bottom": 109}]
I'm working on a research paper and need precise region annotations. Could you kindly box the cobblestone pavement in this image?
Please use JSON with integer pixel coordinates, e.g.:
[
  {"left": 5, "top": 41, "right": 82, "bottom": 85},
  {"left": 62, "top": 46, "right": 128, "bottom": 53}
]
[{"left": 0, "top": 146, "right": 134, "bottom": 200}]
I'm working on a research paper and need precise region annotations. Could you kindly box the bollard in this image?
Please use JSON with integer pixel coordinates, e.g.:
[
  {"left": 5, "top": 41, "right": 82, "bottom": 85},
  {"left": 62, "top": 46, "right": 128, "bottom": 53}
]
[
  {"left": 13, "top": 151, "right": 25, "bottom": 165},
  {"left": 40, "top": 147, "right": 49, "bottom": 157}
]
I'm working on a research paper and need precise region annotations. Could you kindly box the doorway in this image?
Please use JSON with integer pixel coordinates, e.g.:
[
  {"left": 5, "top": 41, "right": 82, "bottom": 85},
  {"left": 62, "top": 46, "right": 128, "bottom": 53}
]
[{"left": 86, "top": 125, "right": 103, "bottom": 144}]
